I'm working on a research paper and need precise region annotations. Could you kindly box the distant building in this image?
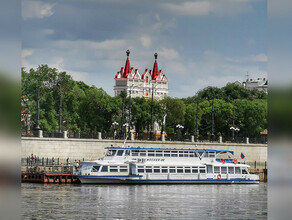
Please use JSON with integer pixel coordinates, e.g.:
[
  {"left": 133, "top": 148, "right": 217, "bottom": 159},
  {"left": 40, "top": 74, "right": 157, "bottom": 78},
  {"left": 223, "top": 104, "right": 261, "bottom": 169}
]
[
  {"left": 114, "top": 50, "right": 168, "bottom": 100},
  {"left": 233, "top": 77, "right": 268, "bottom": 94}
]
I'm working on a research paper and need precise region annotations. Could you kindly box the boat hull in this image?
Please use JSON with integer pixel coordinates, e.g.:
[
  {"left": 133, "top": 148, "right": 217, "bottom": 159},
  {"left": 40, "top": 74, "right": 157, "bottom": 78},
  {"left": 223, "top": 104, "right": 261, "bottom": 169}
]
[{"left": 74, "top": 175, "right": 259, "bottom": 184}]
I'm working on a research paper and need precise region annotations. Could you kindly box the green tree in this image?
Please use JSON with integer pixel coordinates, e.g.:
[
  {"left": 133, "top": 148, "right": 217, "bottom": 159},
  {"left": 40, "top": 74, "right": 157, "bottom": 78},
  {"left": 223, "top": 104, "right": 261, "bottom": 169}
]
[{"left": 162, "top": 97, "right": 186, "bottom": 135}]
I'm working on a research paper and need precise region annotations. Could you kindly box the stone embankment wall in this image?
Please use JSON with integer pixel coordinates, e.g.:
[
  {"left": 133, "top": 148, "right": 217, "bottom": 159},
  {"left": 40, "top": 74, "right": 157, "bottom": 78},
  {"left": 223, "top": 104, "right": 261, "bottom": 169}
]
[{"left": 22, "top": 137, "right": 267, "bottom": 167}]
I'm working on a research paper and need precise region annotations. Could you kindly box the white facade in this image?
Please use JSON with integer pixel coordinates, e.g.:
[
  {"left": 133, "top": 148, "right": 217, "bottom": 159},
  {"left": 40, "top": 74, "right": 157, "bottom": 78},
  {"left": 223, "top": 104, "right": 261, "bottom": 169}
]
[{"left": 233, "top": 78, "right": 268, "bottom": 94}]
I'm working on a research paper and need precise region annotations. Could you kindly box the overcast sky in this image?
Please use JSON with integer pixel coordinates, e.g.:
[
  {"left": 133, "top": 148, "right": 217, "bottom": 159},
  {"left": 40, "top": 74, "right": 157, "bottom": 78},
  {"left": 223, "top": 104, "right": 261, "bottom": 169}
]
[{"left": 22, "top": 0, "right": 267, "bottom": 98}]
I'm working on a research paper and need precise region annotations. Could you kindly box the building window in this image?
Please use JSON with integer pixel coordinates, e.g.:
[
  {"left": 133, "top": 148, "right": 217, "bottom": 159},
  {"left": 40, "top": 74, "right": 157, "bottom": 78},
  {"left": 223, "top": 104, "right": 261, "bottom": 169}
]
[{"left": 146, "top": 76, "right": 149, "bottom": 83}]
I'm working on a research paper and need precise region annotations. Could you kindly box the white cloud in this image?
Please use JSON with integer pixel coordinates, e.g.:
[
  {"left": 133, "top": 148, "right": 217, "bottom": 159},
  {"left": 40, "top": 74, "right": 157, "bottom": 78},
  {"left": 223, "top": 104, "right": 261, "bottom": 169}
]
[
  {"left": 249, "top": 53, "right": 268, "bottom": 62},
  {"left": 41, "top": 29, "right": 54, "bottom": 36},
  {"left": 21, "top": 49, "right": 34, "bottom": 67},
  {"left": 163, "top": 0, "right": 257, "bottom": 17},
  {"left": 56, "top": 39, "right": 127, "bottom": 51},
  {"left": 164, "top": 1, "right": 211, "bottom": 16},
  {"left": 22, "top": 0, "right": 54, "bottom": 19},
  {"left": 158, "top": 48, "right": 179, "bottom": 60},
  {"left": 166, "top": 50, "right": 267, "bottom": 97},
  {"left": 247, "top": 37, "right": 256, "bottom": 46},
  {"left": 225, "top": 53, "right": 268, "bottom": 63},
  {"left": 49, "top": 57, "right": 89, "bottom": 82},
  {"left": 140, "top": 36, "right": 152, "bottom": 48}
]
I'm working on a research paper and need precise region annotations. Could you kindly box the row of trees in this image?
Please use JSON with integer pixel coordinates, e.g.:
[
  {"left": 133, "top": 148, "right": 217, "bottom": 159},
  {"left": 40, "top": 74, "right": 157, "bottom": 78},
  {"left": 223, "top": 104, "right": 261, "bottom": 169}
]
[{"left": 21, "top": 65, "right": 267, "bottom": 139}]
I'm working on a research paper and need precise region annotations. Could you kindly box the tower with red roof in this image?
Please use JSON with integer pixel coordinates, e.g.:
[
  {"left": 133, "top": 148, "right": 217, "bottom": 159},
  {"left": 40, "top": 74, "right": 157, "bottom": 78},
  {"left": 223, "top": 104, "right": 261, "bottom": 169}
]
[{"left": 114, "top": 50, "right": 168, "bottom": 100}]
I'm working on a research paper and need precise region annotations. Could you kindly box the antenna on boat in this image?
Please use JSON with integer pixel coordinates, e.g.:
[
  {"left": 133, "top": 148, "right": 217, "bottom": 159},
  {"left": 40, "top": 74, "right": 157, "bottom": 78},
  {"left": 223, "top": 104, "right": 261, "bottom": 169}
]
[{"left": 122, "top": 134, "right": 128, "bottom": 148}]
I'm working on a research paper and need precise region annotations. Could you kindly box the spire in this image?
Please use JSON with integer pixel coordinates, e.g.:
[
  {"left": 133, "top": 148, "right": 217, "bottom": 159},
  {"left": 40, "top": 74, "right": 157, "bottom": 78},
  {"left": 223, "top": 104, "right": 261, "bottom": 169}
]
[
  {"left": 152, "top": 52, "right": 159, "bottom": 80},
  {"left": 123, "top": 49, "right": 131, "bottom": 78}
]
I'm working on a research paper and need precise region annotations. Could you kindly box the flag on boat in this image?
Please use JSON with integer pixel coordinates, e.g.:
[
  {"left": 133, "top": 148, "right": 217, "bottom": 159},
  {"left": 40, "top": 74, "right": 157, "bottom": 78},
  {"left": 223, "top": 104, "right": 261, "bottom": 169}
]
[
  {"left": 228, "top": 155, "right": 232, "bottom": 159},
  {"left": 240, "top": 152, "right": 245, "bottom": 159}
]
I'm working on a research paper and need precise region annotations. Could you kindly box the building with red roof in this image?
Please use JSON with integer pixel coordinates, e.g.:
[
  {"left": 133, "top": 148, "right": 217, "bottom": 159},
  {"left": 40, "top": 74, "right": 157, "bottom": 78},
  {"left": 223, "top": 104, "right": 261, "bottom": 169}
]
[{"left": 114, "top": 50, "right": 168, "bottom": 100}]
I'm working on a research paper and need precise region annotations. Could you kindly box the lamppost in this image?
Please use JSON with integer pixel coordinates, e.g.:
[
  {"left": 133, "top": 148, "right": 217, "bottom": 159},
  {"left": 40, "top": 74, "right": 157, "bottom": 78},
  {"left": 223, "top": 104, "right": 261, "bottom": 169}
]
[
  {"left": 128, "top": 84, "right": 136, "bottom": 139},
  {"left": 150, "top": 83, "right": 157, "bottom": 140},
  {"left": 235, "top": 127, "right": 240, "bottom": 140},
  {"left": 120, "top": 91, "right": 126, "bottom": 138},
  {"left": 211, "top": 99, "right": 214, "bottom": 141},
  {"left": 230, "top": 127, "right": 240, "bottom": 142},
  {"left": 112, "top": 121, "right": 118, "bottom": 140},
  {"left": 123, "top": 123, "right": 129, "bottom": 139},
  {"left": 176, "top": 124, "right": 184, "bottom": 141},
  {"left": 195, "top": 101, "right": 199, "bottom": 142}
]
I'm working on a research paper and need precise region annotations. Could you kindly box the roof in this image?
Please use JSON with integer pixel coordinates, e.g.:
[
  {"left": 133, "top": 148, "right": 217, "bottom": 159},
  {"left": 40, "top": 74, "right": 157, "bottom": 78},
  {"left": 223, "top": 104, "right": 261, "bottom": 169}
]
[
  {"left": 123, "top": 57, "right": 131, "bottom": 78},
  {"left": 105, "top": 146, "right": 234, "bottom": 155},
  {"left": 152, "top": 60, "right": 159, "bottom": 80}
]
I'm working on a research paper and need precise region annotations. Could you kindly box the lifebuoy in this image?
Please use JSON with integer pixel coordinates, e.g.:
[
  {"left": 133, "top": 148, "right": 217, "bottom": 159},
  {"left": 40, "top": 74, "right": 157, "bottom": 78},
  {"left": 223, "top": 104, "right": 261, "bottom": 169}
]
[
  {"left": 217, "top": 174, "right": 221, "bottom": 180},
  {"left": 234, "top": 158, "right": 238, "bottom": 164},
  {"left": 222, "top": 159, "right": 226, "bottom": 164}
]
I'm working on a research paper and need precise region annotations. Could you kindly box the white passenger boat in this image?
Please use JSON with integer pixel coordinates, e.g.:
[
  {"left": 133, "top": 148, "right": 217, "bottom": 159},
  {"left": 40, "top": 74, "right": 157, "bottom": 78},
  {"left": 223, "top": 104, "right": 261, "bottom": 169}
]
[{"left": 73, "top": 146, "right": 259, "bottom": 184}]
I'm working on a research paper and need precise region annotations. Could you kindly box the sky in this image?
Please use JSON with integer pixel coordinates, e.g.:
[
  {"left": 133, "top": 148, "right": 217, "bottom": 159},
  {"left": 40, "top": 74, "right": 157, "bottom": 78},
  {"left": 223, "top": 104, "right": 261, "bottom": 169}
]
[{"left": 21, "top": 0, "right": 267, "bottom": 98}]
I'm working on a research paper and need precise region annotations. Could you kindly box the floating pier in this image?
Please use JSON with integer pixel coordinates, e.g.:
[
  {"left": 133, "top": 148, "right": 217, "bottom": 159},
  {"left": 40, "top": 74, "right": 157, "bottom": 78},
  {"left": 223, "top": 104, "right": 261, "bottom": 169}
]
[
  {"left": 21, "top": 172, "right": 77, "bottom": 184},
  {"left": 21, "top": 158, "right": 78, "bottom": 184}
]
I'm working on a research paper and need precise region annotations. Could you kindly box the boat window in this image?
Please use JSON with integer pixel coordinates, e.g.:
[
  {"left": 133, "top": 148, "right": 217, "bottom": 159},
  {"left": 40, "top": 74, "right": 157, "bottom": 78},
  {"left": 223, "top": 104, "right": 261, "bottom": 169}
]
[
  {"left": 228, "top": 167, "right": 234, "bottom": 174},
  {"left": 91, "top": 165, "right": 100, "bottom": 172},
  {"left": 199, "top": 168, "right": 206, "bottom": 173},
  {"left": 185, "top": 167, "right": 191, "bottom": 173},
  {"left": 139, "top": 151, "right": 146, "bottom": 157},
  {"left": 138, "top": 168, "right": 144, "bottom": 173},
  {"left": 177, "top": 167, "right": 184, "bottom": 173},
  {"left": 204, "top": 152, "right": 209, "bottom": 157},
  {"left": 171, "top": 152, "right": 178, "bottom": 157},
  {"left": 156, "top": 151, "right": 163, "bottom": 157},
  {"left": 179, "top": 151, "right": 184, "bottom": 157},
  {"left": 207, "top": 165, "right": 213, "bottom": 173},
  {"left": 221, "top": 167, "right": 227, "bottom": 174},
  {"left": 235, "top": 167, "right": 241, "bottom": 174},
  {"left": 101, "top": 166, "right": 108, "bottom": 172},
  {"left": 169, "top": 167, "right": 176, "bottom": 173},
  {"left": 146, "top": 167, "right": 152, "bottom": 173},
  {"left": 125, "top": 150, "right": 130, "bottom": 156},
  {"left": 164, "top": 151, "right": 170, "bottom": 157},
  {"left": 214, "top": 166, "right": 220, "bottom": 174},
  {"left": 183, "top": 152, "right": 189, "bottom": 157},
  {"left": 209, "top": 151, "right": 216, "bottom": 158},
  {"left": 120, "top": 166, "right": 128, "bottom": 172},
  {"left": 137, "top": 166, "right": 144, "bottom": 168},
  {"left": 117, "top": 150, "right": 124, "bottom": 156},
  {"left": 197, "top": 151, "right": 204, "bottom": 157},
  {"left": 79, "top": 163, "right": 95, "bottom": 171},
  {"left": 110, "top": 166, "right": 118, "bottom": 172},
  {"left": 189, "top": 152, "right": 194, "bottom": 157},
  {"left": 242, "top": 168, "right": 248, "bottom": 174},
  {"left": 154, "top": 167, "right": 160, "bottom": 173},
  {"left": 106, "top": 150, "right": 117, "bottom": 156},
  {"left": 194, "top": 152, "right": 198, "bottom": 157},
  {"left": 148, "top": 151, "right": 155, "bottom": 157},
  {"left": 132, "top": 150, "right": 139, "bottom": 156},
  {"left": 161, "top": 167, "right": 168, "bottom": 173},
  {"left": 192, "top": 167, "right": 198, "bottom": 173}
]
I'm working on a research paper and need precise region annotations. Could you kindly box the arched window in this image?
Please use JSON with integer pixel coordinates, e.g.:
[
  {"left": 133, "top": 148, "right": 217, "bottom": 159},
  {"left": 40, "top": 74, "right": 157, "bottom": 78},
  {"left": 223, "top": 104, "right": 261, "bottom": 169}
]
[{"left": 146, "top": 76, "right": 149, "bottom": 83}]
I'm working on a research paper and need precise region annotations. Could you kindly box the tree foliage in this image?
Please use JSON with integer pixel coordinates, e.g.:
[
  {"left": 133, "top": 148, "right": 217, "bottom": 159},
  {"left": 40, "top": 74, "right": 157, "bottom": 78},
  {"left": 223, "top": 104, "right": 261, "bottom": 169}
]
[{"left": 22, "top": 65, "right": 267, "bottom": 139}]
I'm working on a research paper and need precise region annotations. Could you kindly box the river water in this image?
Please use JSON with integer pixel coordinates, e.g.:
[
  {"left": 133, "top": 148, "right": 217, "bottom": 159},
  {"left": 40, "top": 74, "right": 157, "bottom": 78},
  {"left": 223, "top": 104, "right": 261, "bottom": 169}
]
[{"left": 22, "top": 183, "right": 267, "bottom": 219}]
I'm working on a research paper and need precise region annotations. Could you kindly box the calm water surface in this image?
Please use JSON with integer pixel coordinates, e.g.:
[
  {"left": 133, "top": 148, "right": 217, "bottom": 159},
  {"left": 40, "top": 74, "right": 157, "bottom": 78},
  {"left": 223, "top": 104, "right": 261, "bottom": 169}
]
[{"left": 22, "top": 183, "right": 267, "bottom": 219}]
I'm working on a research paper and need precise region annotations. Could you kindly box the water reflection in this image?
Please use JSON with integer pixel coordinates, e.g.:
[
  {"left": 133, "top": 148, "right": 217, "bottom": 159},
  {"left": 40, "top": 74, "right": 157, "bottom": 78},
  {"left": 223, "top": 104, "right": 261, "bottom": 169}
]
[{"left": 22, "top": 183, "right": 267, "bottom": 219}]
